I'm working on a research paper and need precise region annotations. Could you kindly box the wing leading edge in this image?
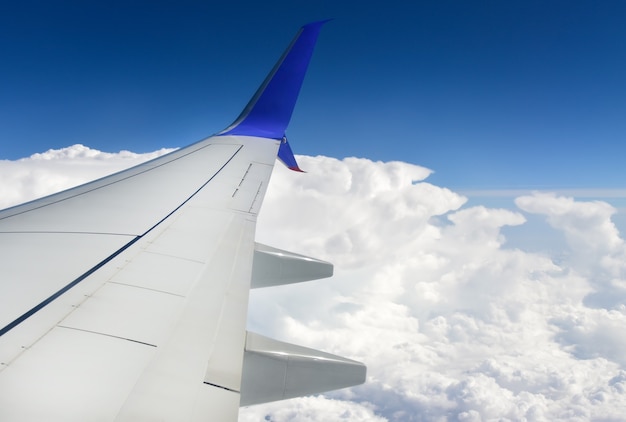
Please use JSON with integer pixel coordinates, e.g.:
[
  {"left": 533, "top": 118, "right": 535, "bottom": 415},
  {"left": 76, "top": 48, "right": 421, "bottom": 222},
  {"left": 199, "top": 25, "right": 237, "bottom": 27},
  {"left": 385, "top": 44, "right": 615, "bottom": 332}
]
[{"left": 0, "top": 21, "right": 365, "bottom": 421}]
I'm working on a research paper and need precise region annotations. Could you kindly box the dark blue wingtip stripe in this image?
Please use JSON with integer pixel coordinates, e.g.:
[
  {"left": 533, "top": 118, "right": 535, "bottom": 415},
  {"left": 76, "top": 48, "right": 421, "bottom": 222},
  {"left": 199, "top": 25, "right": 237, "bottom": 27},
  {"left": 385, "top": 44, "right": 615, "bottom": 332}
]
[{"left": 218, "top": 20, "right": 330, "bottom": 139}]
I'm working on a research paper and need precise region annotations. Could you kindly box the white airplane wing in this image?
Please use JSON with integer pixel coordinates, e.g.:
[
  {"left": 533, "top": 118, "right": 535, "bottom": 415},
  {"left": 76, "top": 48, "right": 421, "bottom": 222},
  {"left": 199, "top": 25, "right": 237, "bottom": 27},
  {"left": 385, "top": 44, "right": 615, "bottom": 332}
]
[{"left": 0, "top": 21, "right": 365, "bottom": 421}]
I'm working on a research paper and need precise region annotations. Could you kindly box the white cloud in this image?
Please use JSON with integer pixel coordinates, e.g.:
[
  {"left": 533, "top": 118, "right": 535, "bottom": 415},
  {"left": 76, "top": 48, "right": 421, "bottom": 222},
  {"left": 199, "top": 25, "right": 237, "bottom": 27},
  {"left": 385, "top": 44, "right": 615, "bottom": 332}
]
[
  {"left": 516, "top": 192, "right": 623, "bottom": 255},
  {"left": 516, "top": 192, "right": 626, "bottom": 310},
  {"left": 3, "top": 147, "right": 626, "bottom": 421},
  {"left": 250, "top": 158, "right": 626, "bottom": 421},
  {"left": 238, "top": 396, "right": 386, "bottom": 422}
]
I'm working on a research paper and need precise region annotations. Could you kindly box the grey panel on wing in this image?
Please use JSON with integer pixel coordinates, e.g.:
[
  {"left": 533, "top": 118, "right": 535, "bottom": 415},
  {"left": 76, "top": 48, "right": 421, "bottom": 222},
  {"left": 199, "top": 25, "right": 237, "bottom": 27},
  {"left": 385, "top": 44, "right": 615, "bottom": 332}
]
[
  {"left": 251, "top": 243, "right": 333, "bottom": 288},
  {"left": 240, "top": 331, "right": 366, "bottom": 406}
]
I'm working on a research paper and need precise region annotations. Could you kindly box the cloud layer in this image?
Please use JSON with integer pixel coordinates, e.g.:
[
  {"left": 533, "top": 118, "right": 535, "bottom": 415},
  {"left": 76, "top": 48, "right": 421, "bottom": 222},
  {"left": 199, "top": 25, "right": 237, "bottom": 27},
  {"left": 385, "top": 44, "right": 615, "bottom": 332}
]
[{"left": 3, "top": 146, "right": 626, "bottom": 421}]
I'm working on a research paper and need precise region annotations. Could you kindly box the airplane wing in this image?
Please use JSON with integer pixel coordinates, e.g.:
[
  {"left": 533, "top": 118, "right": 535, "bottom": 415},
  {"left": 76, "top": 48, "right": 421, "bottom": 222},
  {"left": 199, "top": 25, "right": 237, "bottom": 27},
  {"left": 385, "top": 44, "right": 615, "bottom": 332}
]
[{"left": 0, "top": 21, "right": 365, "bottom": 421}]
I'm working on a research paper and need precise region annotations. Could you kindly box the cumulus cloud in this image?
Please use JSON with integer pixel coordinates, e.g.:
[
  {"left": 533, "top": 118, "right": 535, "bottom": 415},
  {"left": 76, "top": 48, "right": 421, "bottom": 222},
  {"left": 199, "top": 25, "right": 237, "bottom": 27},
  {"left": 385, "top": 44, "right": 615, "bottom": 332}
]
[
  {"left": 3, "top": 147, "right": 626, "bottom": 421},
  {"left": 238, "top": 396, "right": 386, "bottom": 422},
  {"left": 516, "top": 193, "right": 626, "bottom": 311},
  {"left": 250, "top": 158, "right": 626, "bottom": 421}
]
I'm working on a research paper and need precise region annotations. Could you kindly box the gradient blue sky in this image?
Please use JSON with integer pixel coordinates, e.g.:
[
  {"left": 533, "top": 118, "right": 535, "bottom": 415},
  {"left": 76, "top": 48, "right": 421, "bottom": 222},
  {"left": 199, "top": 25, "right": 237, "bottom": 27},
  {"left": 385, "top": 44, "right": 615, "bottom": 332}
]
[{"left": 2, "top": 1, "right": 625, "bottom": 191}]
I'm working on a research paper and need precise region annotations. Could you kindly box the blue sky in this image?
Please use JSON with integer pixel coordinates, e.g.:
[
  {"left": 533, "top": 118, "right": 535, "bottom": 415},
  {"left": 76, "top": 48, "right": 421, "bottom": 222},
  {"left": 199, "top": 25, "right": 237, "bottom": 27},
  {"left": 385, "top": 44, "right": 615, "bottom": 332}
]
[
  {"left": 2, "top": 0, "right": 626, "bottom": 191},
  {"left": 3, "top": 3, "right": 626, "bottom": 419}
]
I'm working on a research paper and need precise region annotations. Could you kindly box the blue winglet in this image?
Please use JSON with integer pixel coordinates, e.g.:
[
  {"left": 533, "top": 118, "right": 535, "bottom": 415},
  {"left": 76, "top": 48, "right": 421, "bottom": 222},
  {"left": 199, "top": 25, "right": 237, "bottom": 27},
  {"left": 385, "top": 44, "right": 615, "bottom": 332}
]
[
  {"left": 218, "top": 20, "right": 329, "bottom": 171},
  {"left": 278, "top": 136, "right": 304, "bottom": 172}
]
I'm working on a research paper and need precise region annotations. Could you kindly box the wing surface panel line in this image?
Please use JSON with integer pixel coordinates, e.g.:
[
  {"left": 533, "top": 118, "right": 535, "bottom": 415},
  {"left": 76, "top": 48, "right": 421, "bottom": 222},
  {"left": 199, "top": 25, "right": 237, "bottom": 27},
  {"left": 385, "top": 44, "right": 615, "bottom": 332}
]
[
  {"left": 203, "top": 382, "right": 240, "bottom": 394},
  {"left": 107, "top": 280, "right": 187, "bottom": 297},
  {"left": 0, "top": 231, "right": 137, "bottom": 236},
  {"left": 57, "top": 325, "right": 158, "bottom": 348},
  {"left": 0, "top": 143, "right": 245, "bottom": 337}
]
